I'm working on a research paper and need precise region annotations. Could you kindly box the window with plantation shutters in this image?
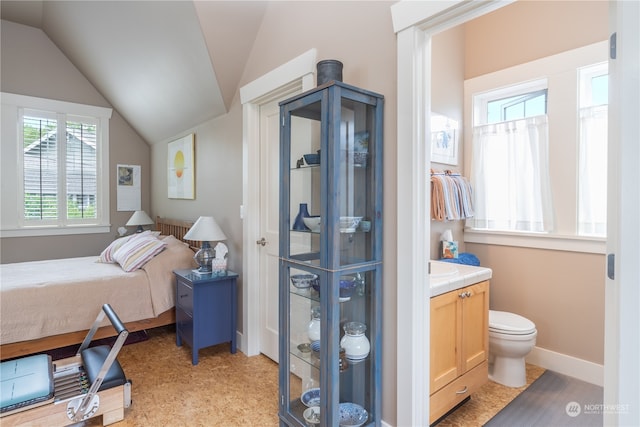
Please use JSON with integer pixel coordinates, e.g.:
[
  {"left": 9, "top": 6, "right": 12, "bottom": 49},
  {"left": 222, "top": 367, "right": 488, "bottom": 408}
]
[
  {"left": 22, "top": 112, "right": 99, "bottom": 223},
  {"left": 2, "top": 93, "right": 111, "bottom": 236},
  {"left": 65, "top": 119, "right": 98, "bottom": 220},
  {"left": 22, "top": 114, "right": 59, "bottom": 220}
]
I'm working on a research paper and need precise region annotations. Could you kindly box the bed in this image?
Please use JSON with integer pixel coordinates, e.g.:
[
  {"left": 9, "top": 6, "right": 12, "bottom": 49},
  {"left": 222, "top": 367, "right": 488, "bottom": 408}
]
[{"left": 0, "top": 217, "right": 200, "bottom": 360}]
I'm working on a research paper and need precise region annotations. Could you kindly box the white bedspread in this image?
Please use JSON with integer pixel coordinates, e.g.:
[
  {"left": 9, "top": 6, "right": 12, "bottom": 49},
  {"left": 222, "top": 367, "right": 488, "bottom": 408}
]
[{"left": 0, "top": 235, "right": 196, "bottom": 345}]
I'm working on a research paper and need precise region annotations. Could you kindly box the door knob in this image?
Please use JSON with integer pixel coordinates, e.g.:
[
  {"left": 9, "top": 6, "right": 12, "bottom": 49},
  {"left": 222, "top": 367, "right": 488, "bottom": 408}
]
[{"left": 256, "top": 237, "right": 267, "bottom": 246}]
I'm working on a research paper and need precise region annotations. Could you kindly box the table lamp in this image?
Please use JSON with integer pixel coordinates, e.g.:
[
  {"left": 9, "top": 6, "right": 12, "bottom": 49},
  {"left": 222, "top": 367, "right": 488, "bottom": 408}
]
[
  {"left": 183, "top": 216, "right": 227, "bottom": 274},
  {"left": 126, "top": 210, "right": 154, "bottom": 233}
]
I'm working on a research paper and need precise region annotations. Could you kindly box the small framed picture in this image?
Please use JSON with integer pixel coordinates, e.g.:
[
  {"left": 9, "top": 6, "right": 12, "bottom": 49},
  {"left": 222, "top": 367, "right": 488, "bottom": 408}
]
[{"left": 430, "top": 114, "right": 459, "bottom": 165}]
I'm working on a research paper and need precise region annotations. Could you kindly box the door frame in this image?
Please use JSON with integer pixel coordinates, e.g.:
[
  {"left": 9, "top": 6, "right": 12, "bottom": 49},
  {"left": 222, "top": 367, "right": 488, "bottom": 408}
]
[
  {"left": 392, "top": 2, "right": 512, "bottom": 424},
  {"left": 604, "top": 1, "right": 640, "bottom": 426},
  {"left": 392, "top": 0, "right": 638, "bottom": 425},
  {"left": 240, "top": 49, "right": 317, "bottom": 356}
]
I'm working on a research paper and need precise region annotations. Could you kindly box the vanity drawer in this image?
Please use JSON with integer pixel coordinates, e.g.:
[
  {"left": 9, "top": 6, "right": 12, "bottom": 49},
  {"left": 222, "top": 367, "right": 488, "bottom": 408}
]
[
  {"left": 430, "top": 360, "right": 488, "bottom": 424},
  {"left": 176, "top": 280, "right": 194, "bottom": 314}
]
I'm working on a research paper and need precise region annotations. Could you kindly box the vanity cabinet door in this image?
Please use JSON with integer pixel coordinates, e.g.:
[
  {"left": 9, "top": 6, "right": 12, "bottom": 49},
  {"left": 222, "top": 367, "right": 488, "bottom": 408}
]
[
  {"left": 461, "top": 281, "right": 489, "bottom": 372},
  {"left": 430, "top": 290, "right": 461, "bottom": 393}
]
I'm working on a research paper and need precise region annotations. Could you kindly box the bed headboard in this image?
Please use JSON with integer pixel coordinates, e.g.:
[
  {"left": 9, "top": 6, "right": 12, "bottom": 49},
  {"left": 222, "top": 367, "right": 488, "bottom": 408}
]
[{"left": 155, "top": 216, "right": 202, "bottom": 250}]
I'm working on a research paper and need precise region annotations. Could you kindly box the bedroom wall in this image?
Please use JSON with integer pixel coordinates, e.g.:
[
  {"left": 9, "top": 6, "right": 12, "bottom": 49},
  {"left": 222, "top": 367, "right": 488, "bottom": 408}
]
[
  {"left": 0, "top": 20, "right": 151, "bottom": 263},
  {"left": 150, "top": 1, "right": 399, "bottom": 423},
  {"left": 462, "top": 1, "right": 609, "bottom": 365}
]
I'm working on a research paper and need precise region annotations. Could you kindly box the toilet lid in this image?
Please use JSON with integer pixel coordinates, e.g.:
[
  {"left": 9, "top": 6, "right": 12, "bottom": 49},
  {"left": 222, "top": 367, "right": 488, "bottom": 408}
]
[{"left": 489, "top": 310, "right": 536, "bottom": 334}]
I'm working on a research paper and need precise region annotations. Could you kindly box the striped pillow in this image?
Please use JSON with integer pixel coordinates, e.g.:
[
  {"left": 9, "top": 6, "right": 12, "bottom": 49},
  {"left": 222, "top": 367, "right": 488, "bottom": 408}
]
[
  {"left": 97, "top": 235, "right": 135, "bottom": 263},
  {"left": 97, "top": 230, "right": 159, "bottom": 263},
  {"left": 112, "top": 235, "right": 168, "bottom": 272}
]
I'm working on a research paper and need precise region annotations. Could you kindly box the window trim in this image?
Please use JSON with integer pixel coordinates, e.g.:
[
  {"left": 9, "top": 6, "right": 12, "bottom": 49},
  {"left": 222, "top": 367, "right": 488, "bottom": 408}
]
[
  {"left": 464, "top": 228, "right": 606, "bottom": 254},
  {"left": 1, "top": 92, "right": 112, "bottom": 237}
]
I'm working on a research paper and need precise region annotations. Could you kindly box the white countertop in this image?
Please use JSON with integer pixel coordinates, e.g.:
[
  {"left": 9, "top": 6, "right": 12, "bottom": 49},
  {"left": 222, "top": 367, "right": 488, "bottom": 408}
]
[{"left": 429, "top": 260, "right": 492, "bottom": 297}]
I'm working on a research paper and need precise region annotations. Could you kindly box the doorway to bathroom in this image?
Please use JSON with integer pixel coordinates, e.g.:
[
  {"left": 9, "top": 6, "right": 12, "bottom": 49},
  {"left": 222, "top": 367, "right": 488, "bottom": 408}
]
[{"left": 393, "top": 1, "right": 639, "bottom": 425}]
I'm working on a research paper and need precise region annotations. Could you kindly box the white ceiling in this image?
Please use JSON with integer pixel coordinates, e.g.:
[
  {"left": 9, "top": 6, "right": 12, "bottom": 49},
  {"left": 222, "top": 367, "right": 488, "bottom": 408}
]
[{"left": 1, "top": 1, "right": 268, "bottom": 144}]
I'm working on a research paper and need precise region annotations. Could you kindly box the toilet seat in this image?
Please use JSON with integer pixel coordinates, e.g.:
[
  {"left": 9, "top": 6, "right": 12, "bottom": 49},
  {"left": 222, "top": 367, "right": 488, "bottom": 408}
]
[{"left": 489, "top": 310, "right": 536, "bottom": 335}]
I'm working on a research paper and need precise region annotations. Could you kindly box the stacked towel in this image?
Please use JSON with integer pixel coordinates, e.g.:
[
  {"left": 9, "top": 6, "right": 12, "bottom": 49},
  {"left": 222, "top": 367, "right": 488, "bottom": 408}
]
[{"left": 431, "top": 170, "right": 474, "bottom": 221}]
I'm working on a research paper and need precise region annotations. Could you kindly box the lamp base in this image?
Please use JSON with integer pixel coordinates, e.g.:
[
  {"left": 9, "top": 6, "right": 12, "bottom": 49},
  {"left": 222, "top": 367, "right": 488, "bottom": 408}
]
[{"left": 191, "top": 268, "right": 227, "bottom": 276}]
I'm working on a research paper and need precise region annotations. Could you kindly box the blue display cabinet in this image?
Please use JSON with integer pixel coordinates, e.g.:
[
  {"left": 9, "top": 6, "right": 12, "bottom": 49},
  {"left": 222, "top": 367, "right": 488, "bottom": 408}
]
[{"left": 278, "top": 81, "right": 383, "bottom": 427}]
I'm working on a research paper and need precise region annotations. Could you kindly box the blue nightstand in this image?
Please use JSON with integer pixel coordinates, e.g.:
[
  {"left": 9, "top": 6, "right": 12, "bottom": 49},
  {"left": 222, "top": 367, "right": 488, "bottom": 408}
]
[{"left": 173, "top": 269, "right": 238, "bottom": 365}]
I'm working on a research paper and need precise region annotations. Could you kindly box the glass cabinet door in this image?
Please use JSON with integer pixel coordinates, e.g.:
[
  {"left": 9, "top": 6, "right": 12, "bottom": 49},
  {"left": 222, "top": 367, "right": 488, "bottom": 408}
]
[{"left": 279, "top": 82, "right": 383, "bottom": 427}]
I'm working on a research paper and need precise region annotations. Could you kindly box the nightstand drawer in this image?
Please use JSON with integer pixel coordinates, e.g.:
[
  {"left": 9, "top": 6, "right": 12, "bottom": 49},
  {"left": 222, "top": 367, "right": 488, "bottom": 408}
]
[
  {"left": 176, "top": 307, "right": 193, "bottom": 343},
  {"left": 176, "top": 280, "right": 193, "bottom": 314}
]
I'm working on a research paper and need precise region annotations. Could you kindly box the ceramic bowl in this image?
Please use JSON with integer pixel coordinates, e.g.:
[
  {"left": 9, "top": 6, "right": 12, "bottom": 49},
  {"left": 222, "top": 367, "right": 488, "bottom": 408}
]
[
  {"left": 303, "top": 406, "right": 321, "bottom": 426},
  {"left": 303, "top": 154, "right": 320, "bottom": 165},
  {"left": 339, "top": 276, "right": 357, "bottom": 301},
  {"left": 301, "top": 388, "right": 321, "bottom": 407},
  {"left": 339, "top": 216, "right": 363, "bottom": 232},
  {"left": 311, "top": 280, "right": 321, "bottom": 294},
  {"left": 303, "top": 216, "right": 321, "bottom": 232},
  {"left": 338, "top": 402, "right": 368, "bottom": 427},
  {"left": 291, "top": 273, "right": 319, "bottom": 289}
]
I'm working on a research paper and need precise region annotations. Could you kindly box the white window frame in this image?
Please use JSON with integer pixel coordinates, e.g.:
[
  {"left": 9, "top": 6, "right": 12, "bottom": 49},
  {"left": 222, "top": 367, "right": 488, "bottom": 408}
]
[
  {"left": 577, "top": 62, "right": 609, "bottom": 237},
  {"left": 474, "top": 78, "right": 548, "bottom": 125},
  {"left": 579, "top": 62, "right": 608, "bottom": 108},
  {"left": 1, "top": 93, "right": 112, "bottom": 237},
  {"left": 463, "top": 41, "right": 609, "bottom": 254}
]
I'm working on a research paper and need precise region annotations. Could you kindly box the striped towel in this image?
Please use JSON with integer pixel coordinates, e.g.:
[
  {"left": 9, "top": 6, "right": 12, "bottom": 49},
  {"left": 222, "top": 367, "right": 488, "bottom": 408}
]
[{"left": 430, "top": 170, "right": 474, "bottom": 221}]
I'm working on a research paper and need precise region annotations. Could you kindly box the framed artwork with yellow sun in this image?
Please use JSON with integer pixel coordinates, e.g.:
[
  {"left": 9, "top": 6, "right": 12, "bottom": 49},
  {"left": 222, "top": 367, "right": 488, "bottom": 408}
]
[{"left": 168, "top": 133, "right": 195, "bottom": 199}]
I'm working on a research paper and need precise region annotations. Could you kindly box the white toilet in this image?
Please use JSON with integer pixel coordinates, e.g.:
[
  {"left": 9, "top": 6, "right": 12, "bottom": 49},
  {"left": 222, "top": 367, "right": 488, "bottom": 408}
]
[{"left": 488, "top": 310, "right": 537, "bottom": 387}]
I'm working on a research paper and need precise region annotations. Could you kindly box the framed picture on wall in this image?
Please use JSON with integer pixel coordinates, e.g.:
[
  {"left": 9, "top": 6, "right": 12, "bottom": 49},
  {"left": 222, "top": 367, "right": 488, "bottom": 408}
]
[
  {"left": 430, "top": 114, "right": 459, "bottom": 165},
  {"left": 167, "top": 133, "right": 195, "bottom": 199}
]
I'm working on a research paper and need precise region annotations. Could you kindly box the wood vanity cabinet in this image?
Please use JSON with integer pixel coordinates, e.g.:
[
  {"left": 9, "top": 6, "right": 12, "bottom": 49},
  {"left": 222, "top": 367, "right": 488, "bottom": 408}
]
[{"left": 430, "top": 280, "right": 490, "bottom": 424}]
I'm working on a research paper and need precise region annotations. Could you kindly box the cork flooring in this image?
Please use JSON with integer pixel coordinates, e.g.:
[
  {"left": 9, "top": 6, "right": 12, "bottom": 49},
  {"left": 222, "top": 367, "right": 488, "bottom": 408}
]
[{"left": 82, "top": 326, "right": 543, "bottom": 426}]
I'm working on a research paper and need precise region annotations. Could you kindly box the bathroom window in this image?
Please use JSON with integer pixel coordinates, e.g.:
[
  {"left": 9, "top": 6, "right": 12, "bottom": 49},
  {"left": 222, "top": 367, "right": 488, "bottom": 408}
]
[
  {"left": 468, "top": 80, "right": 554, "bottom": 233},
  {"left": 578, "top": 62, "right": 608, "bottom": 237},
  {"left": 464, "top": 41, "right": 609, "bottom": 245}
]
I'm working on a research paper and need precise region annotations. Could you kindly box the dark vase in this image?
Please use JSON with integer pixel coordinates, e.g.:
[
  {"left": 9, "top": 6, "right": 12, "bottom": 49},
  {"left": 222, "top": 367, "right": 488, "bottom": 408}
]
[
  {"left": 292, "top": 203, "right": 310, "bottom": 230},
  {"left": 317, "top": 60, "right": 343, "bottom": 86}
]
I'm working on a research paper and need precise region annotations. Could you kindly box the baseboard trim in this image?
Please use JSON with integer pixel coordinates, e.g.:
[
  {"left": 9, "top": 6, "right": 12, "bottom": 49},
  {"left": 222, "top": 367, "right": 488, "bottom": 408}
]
[{"left": 526, "top": 346, "right": 603, "bottom": 386}]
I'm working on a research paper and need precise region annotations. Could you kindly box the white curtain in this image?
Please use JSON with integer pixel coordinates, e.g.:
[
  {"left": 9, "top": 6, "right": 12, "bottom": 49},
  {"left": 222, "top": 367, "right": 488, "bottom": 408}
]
[
  {"left": 578, "top": 104, "right": 608, "bottom": 236},
  {"left": 468, "top": 115, "right": 554, "bottom": 232}
]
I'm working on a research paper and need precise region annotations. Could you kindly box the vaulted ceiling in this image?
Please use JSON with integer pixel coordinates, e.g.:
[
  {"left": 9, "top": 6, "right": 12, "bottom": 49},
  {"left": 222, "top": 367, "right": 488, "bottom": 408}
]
[{"left": 1, "top": 1, "right": 268, "bottom": 144}]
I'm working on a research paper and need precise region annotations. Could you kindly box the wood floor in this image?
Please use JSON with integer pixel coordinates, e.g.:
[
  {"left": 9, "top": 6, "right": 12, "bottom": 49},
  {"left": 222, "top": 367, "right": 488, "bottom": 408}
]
[{"left": 81, "top": 326, "right": 543, "bottom": 426}]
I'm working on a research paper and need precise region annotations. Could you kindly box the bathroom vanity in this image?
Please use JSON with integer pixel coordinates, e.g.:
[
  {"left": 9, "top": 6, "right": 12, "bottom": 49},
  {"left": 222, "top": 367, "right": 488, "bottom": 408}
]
[{"left": 429, "top": 261, "right": 492, "bottom": 424}]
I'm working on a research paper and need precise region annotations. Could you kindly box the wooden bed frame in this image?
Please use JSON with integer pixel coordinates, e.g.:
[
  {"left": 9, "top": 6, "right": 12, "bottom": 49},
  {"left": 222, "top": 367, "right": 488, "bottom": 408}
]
[{"left": 0, "top": 217, "right": 198, "bottom": 361}]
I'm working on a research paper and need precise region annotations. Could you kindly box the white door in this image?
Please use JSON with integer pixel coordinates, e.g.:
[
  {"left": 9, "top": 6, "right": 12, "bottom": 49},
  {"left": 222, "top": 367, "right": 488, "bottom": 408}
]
[{"left": 258, "top": 100, "right": 282, "bottom": 362}]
